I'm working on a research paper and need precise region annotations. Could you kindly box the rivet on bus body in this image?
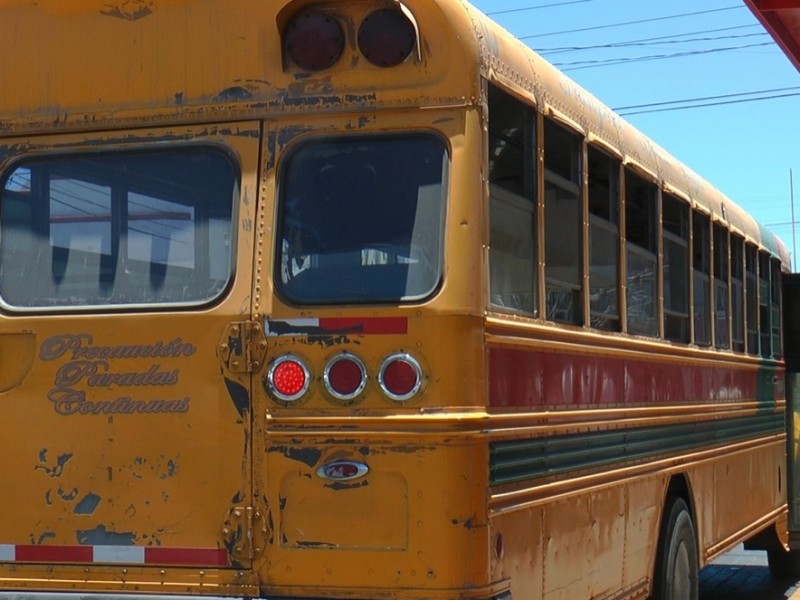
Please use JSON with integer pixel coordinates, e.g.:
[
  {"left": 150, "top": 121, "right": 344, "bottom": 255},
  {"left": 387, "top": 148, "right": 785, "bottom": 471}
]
[{"left": 199, "top": 570, "right": 205, "bottom": 577}]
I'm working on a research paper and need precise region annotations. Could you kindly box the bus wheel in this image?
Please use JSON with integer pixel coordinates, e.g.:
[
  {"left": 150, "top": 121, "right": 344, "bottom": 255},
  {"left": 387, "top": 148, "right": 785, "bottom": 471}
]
[
  {"left": 767, "top": 546, "right": 800, "bottom": 578},
  {"left": 652, "top": 497, "right": 699, "bottom": 600}
]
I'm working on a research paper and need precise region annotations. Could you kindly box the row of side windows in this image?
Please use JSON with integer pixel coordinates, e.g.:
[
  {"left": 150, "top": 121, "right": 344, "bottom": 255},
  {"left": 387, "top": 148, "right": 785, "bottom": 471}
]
[{"left": 487, "top": 84, "right": 782, "bottom": 358}]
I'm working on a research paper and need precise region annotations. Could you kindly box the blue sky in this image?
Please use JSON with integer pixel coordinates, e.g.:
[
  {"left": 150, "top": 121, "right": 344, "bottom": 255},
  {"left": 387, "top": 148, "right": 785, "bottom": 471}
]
[{"left": 469, "top": 0, "right": 800, "bottom": 264}]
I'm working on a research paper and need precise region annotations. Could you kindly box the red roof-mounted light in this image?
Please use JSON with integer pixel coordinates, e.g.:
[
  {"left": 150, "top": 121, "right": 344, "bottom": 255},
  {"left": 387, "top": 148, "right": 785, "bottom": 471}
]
[
  {"left": 378, "top": 353, "right": 422, "bottom": 402},
  {"left": 358, "top": 6, "right": 418, "bottom": 68},
  {"left": 285, "top": 9, "right": 345, "bottom": 71},
  {"left": 266, "top": 355, "right": 310, "bottom": 403},
  {"left": 324, "top": 353, "right": 367, "bottom": 402}
]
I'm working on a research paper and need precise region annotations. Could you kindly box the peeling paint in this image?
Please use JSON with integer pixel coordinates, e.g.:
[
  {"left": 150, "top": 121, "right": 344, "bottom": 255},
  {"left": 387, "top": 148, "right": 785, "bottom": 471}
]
[
  {"left": 100, "top": 1, "right": 155, "bottom": 21},
  {"left": 269, "top": 446, "right": 322, "bottom": 468},
  {"left": 217, "top": 86, "right": 253, "bottom": 102},
  {"left": 77, "top": 525, "right": 135, "bottom": 546},
  {"left": 34, "top": 532, "right": 55, "bottom": 545},
  {"left": 57, "top": 487, "right": 79, "bottom": 501},
  {"left": 35, "top": 452, "right": 73, "bottom": 477},
  {"left": 74, "top": 493, "right": 101, "bottom": 515},
  {"left": 324, "top": 480, "right": 369, "bottom": 492},
  {"left": 224, "top": 377, "right": 250, "bottom": 419}
]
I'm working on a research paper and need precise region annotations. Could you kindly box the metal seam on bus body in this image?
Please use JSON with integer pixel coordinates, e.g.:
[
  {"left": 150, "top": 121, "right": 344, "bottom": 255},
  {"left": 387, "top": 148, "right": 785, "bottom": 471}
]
[{"left": 489, "top": 411, "right": 785, "bottom": 486}]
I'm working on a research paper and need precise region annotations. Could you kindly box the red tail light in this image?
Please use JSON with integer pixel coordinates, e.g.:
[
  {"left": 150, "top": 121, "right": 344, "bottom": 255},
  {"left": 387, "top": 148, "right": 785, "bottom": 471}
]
[
  {"left": 266, "top": 355, "right": 310, "bottom": 403},
  {"left": 378, "top": 353, "right": 422, "bottom": 401},
  {"left": 358, "top": 7, "right": 417, "bottom": 67},
  {"left": 285, "top": 9, "right": 344, "bottom": 71},
  {"left": 324, "top": 353, "right": 367, "bottom": 402}
]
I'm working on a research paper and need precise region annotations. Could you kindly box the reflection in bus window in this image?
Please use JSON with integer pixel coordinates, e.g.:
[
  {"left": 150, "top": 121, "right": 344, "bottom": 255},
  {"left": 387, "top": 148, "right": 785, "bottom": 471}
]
[
  {"left": 714, "top": 224, "right": 730, "bottom": 348},
  {"left": 693, "top": 212, "right": 712, "bottom": 346},
  {"left": 276, "top": 135, "right": 447, "bottom": 304},
  {"left": 625, "top": 170, "right": 657, "bottom": 336},
  {"left": 488, "top": 85, "right": 536, "bottom": 315},
  {"left": 544, "top": 119, "right": 582, "bottom": 325},
  {"left": 663, "top": 194, "right": 690, "bottom": 342},
  {"left": 588, "top": 146, "right": 620, "bottom": 331},
  {"left": 0, "top": 149, "right": 237, "bottom": 309}
]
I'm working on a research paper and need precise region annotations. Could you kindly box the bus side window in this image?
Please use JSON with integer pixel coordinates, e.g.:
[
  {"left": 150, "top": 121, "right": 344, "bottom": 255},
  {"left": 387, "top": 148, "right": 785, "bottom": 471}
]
[
  {"left": 588, "top": 145, "right": 620, "bottom": 331},
  {"left": 488, "top": 84, "right": 537, "bottom": 315},
  {"left": 745, "top": 243, "right": 759, "bottom": 354},
  {"left": 544, "top": 118, "right": 582, "bottom": 325},
  {"left": 731, "top": 234, "right": 745, "bottom": 352},
  {"left": 624, "top": 169, "right": 658, "bottom": 337},
  {"left": 662, "top": 193, "right": 690, "bottom": 343},
  {"left": 693, "top": 212, "right": 712, "bottom": 346},
  {"left": 759, "top": 251, "right": 772, "bottom": 357},
  {"left": 772, "top": 258, "right": 783, "bottom": 358},
  {"left": 714, "top": 223, "right": 730, "bottom": 349}
]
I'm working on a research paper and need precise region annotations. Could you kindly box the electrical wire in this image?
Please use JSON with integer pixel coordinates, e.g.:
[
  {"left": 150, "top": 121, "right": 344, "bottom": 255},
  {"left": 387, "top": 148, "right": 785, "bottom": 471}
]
[{"left": 487, "top": 0, "right": 593, "bottom": 16}]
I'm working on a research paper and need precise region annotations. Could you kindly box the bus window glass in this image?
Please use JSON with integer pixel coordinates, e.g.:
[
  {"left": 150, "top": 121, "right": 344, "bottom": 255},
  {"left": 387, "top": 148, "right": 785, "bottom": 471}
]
[
  {"left": 662, "top": 193, "right": 689, "bottom": 343},
  {"left": 488, "top": 85, "right": 536, "bottom": 315},
  {"left": 771, "top": 258, "right": 782, "bottom": 358},
  {"left": 588, "top": 146, "right": 619, "bottom": 331},
  {"left": 759, "top": 251, "right": 772, "bottom": 357},
  {"left": 277, "top": 135, "right": 447, "bottom": 305},
  {"left": 544, "top": 118, "right": 581, "bottom": 325},
  {"left": 714, "top": 224, "right": 730, "bottom": 349},
  {"left": 0, "top": 149, "right": 236, "bottom": 309},
  {"left": 693, "top": 212, "right": 711, "bottom": 346},
  {"left": 625, "top": 170, "right": 657, "bottom": 337},
  {"left": 745, "top": 243, "right": 759, "bottom": 354},
  {"left": 731, "top": 235, "right": 745, "bottom": 352}
]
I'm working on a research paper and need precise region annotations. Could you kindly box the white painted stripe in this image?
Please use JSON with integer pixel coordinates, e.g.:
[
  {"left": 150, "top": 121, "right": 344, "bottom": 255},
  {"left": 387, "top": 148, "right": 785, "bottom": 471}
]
[
  {"left": 0, "top": 545, "right": 14, "bottom": 561},
  {"left": 93, "top": 545, "right": 145, "bottom": 564},
  {"left": 265, "top": 318, "right": 319, "bottom": 335}
]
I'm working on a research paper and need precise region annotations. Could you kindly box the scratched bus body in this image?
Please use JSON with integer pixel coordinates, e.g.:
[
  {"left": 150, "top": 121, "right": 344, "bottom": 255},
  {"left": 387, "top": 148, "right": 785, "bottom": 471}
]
[{"left": 0, "top": 1, "right": 795, "bottom": 599}]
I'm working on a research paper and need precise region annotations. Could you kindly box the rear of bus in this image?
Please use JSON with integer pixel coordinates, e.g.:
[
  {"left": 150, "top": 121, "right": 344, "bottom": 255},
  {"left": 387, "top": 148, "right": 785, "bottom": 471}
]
[{"left": 0, "top": 1, "right": 501, "bottom": 599}]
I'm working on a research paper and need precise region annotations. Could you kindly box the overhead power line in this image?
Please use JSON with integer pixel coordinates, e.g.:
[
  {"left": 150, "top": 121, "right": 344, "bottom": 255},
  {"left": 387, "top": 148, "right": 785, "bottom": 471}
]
[
  {"left": 614, "top": 87, "right": 800, "bottom": 116},
  {"left": 520, "top": 6, "right": 745, "bottom": 40},
  {"left": 555, "top": 41, "right": 774, "bottom": 71},
  {"left": 538, "top": 31, "right": 767, "bottom": 56},
  {"left": 487, "top": 0, "right": 592, "bottom": 16}
]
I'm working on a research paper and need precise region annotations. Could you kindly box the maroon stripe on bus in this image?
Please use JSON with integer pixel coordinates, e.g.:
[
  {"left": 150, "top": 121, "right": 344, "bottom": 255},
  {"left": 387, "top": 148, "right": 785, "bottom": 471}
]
[
  {"left": 488, "top": 346, "right": 763, "bottom": 408},
  {"left": 15, "top": 545, "right": 93, "bottom": 563},
  {"left": 144, "top": 546, "right": 228, "bottom": 566},
  {"left": 318, "top": 317, "right": 408, "bottom": 335}
]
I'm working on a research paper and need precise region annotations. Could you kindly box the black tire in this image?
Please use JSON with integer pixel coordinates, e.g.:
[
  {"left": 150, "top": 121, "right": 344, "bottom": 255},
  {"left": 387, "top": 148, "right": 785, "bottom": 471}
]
[
  {"left": 651, "top": 497, "right": 699, "bottom": 600},
  {"left": 768, "top": 546, "right": 800, "bottom": 578}
]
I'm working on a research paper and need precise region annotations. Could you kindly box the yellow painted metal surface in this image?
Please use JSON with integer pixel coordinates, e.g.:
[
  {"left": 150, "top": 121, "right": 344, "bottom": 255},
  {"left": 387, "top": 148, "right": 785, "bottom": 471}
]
[{"left": 0, "top": 0, "right": 790, "bottom": 599}]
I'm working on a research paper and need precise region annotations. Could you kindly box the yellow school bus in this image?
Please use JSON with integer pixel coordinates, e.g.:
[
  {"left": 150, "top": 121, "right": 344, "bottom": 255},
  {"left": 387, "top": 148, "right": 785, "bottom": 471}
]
[{"left": 0, "top": 1, "right": 795, "bottom": 599}]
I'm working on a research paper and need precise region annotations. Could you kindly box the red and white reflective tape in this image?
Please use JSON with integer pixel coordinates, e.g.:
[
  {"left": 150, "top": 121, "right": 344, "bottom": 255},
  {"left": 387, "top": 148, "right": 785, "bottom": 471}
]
[
  {"left": 0, "top": 544, "right": 227, "bottom": 566},
  {"left": 266, "top": 316, "right": 408, "bottom": 336}
]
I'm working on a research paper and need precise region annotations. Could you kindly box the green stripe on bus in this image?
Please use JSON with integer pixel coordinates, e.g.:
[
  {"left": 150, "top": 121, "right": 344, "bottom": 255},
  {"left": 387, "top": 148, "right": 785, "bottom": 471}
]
[{"left": 489, "top": 412, "right": 785, "bottom": 486}]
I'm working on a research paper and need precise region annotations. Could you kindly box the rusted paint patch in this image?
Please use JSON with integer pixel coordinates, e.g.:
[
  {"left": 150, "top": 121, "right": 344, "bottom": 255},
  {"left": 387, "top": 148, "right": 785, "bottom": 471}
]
[
  {"left": 35, "top": 452, "right": 73, "bottom": 477},
  {"left": 74, "top": 493, "right": 101, "bottom": 515},
  {"left": 77, "top": 525, "right": 135, "bottom": 546},
  {"left": 269, "top": 446, "right": 322, "bottom": 468},
  {"left": 100, "top": 1, "right": 155, "bottom": 21},
  {"left": 224, "top": 377, "right": 250, "bottom": 419}
]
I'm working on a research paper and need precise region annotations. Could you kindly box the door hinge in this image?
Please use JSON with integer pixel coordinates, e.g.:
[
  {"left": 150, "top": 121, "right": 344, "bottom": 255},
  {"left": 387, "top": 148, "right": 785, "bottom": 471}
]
[
  {"left": 221, "top": 506, "right": 269, "bottom": 561},
  {"left": 218, "top": 321, "right": 268, "bottom": 373}
]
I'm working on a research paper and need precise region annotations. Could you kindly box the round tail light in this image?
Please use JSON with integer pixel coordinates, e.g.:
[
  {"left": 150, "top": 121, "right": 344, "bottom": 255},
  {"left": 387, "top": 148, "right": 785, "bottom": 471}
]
[
  {"left": 358, "top": 7, "right": 417, "bottom": 67},
  {"left": 285, "top": 9, "right": 344, "bottom": 71},
  {"left": 324, "top": 353, "right": 367, "bottom": 402},
  {"left": 266, "top": 355, "right": 310, "bottom": 403},
  {"left": 378, "top": 353, "right": 422, "bottom": 401}
]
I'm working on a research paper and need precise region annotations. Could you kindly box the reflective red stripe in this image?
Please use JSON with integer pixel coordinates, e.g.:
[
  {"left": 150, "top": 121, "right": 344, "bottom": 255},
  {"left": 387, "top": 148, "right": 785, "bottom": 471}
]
[
  {"left": 8, "top": 545, "right": 227, "bottom": 566},
  {"left": 145, "top": 546, "right": 228, "bottom": 566}
]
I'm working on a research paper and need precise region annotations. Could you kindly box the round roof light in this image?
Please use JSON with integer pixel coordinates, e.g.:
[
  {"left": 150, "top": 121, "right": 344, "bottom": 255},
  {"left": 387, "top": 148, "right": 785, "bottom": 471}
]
[
  {"left": 324, "top": 353, "right": 368, "bottom": 402},
  {"left": 378, "top": 353, "right": 422, "bottom": 401},
  {"left": 266, "top": 355, "right": 310, "bottom": 403},
  {"left": 285, "top": 9, "right": 345, "bottom": 71},
  {"left": 358, "top": 7, "right": 417, "bottom": 68}
]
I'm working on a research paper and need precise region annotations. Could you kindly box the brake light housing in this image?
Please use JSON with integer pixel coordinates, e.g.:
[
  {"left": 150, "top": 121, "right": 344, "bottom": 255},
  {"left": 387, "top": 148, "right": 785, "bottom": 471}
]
[
  {"left": 378, "top": 352, "right": 423, "bottom": 402},
  {"left": 323, "top": 352, "right": 368, "bottom": 403},
  {"left": 265, "top": 355, "right": 311, "bottom": 404},
  {"left": 358, "top": 7, "right": 418, "bottom": 68},
  {"left": 284, "top": 8, "right": 345, "bottom": 71}
]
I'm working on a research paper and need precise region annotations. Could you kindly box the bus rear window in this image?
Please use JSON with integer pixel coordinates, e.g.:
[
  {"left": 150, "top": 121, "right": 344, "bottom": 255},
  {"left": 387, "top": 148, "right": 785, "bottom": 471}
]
[
  {"left": 0, "top": 148, "right": 237, "bottom": 310},
  {"left": 277, "top": 135, "right": 447, "bottom": 304}
]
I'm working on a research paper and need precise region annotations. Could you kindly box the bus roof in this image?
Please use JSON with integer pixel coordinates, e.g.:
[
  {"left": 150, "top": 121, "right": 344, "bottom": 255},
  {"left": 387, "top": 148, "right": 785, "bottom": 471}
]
[{"left": 0, "top": 0, "right": 789, "bottom": 265}]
